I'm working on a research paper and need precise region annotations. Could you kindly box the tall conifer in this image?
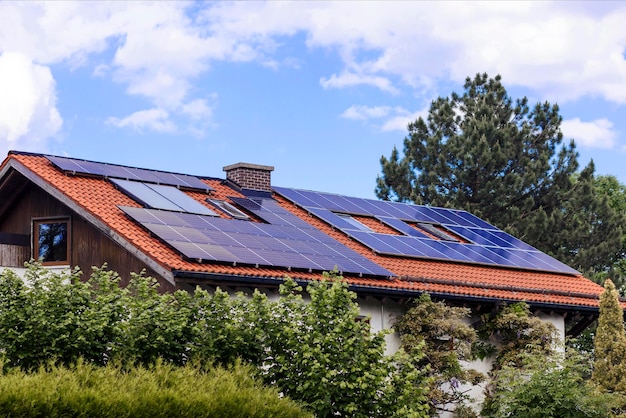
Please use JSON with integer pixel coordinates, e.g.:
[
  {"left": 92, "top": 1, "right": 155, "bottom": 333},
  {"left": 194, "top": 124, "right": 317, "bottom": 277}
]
[
  {"left": 592, "top": 279, "right": 626, "bottom": 392},
  {"left": 377, "top": 73, "right": 626, "bottom": 277}
]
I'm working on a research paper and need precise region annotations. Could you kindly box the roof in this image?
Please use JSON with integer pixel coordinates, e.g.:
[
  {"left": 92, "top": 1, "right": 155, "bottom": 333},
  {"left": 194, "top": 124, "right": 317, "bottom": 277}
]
[{"left": 0, "top": 151, "right": 607, "bottom": 310}]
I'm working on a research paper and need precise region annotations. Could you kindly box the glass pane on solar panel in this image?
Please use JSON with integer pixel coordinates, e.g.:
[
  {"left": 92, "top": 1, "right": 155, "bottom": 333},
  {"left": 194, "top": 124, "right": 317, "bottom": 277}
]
[
  {"left": 100, "top": 164, "right": 140, "bottom": 180},
  {"left": 459, "top": 243, "right": 512, "bottom": 265},
  {"left": 471, "top": 229, "right": 514, "bottom": 248},
  {"left": 274, "top": 187, "right": 322, "bottom": 209},
  {"left": 253, "top": 248, "right": 297, "bottom": 267},
  {"left": 194, "top": 243, "right": 241, "bottom": 262},
  {"left": 168, "top": 225, "right": 213, "bottom": 244},
  {"left": 112, "top": 179, "right": 182, "bottom": 211},
  {"left": 489, "top": 231, "right": 536, "bottom": 251},
  {"left": 144, "top": 224, "right": 189, "bottom": 242},
  {"left": 517, "top": 250, "right": 575, "bottom": 274},
  {"left": 344, "top": 231, "right": 397, "bottom": 254},
  {"left": 169, "top": 173, "right": 211, "bottom": 190},
  {"left": 48, "top": 156, "right": 85, "bottom": 173},
  {"left": 119, "top": 206, "right": 166, "bottom": 225},
  {"left": 381, "top": 235, "right": 427, "bottom": 257},
  {"left": 485, "top": 247, "right": 535, "bottom": 269},
  {"left": 455, "top": 211, "right": 496, "bottom": 229},
  {"left": 321, "top": 194, "right": 363, "bottom": 214},
  {"left": 127, "top": 167, "right": 166, "bottom": 184},
  {"left": 74, "top": 160, "right": 112, "bottom": 177},
  {"left": 436, "top": 209, "right": 480, "bottom": 227},
  {"left": 145, "top": 183, "right": 217, "bottom": 216},
  {"left": 199, "top": 230, "right": 243, "bottom": 246},
  {"left": 379, "top": 201, "right": 419, "bottom": 219},
  {"left": 445, "top": 225, "right": 499, "bottom": 246},
  {"left": 307, "top": 208, "right": 359, "bottom": 231},
  {"left": 440, "top": 241, "right": 499, "bottom": 264},
  {"left": 378, "top": 217, "right": 429, "bottom": 238},
  {"left": 423, "top": 240, "right": 475, "bottom": 262},
  {"left": 176, "top": 213, "right": 219, "bottom": 230},
  {"left": 283, "top": 239, "right": 322, "bottom": 255},
  {"left": 526, "top": 251, "right": 579, "bottom": 275},
  {"left": 226, "top": 245, "right": 270, "bottom": 265},
  {"left": 147, "top": 209, "right": 191, "bottom": 227},
  {"left": 360, "top": 199, "right": 397, "bottom": 218},
  {"left": 167, "top": 241, "right": 217, "bottom": 261},
  {"left": 304, "top": 191, "right": 345, "bottom": 211},
  {"left": 283, "top": 252, "right": 323, "bottom": 269},
  {"left": 301, "top": 253, "right": 338, "bottom": 271}
]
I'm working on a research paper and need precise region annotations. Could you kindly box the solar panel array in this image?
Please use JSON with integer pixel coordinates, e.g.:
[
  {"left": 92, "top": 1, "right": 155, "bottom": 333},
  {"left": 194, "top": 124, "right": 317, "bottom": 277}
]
[
  {"left": 48, "top": 155, "right": 212, "bottom": 191},
  {"left": 120, "top": 205, "right": 392, "bottom": 277},
  {"left": 111, "top": 179, "right": 217, "bottom": 216},
  {"left": 273, "top": 186, "right": 579, "bottom": 276}
]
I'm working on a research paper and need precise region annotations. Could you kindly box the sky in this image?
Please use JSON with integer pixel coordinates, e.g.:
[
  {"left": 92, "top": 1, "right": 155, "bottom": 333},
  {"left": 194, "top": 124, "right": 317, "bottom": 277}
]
[{"left": 0, "top": 1, "right": 625, "bottom": 199}]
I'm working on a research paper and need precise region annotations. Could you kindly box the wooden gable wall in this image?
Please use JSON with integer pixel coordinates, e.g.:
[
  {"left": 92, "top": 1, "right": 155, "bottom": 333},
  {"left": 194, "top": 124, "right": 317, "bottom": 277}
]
[{"left": 0, "top": 180, "right": 174, "bottom": 292}]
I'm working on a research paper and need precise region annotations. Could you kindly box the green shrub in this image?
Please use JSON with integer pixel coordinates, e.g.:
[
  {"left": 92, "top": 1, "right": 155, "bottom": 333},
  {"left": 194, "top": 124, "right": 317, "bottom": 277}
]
[{"left": 0, "top": 359, "right": 310, "bottom": 418}]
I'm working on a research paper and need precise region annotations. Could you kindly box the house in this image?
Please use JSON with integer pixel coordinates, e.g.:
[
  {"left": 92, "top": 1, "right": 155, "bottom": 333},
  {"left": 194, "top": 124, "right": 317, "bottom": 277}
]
[{"left": 0, "top": 150, "right": 606, "bottom": 353}]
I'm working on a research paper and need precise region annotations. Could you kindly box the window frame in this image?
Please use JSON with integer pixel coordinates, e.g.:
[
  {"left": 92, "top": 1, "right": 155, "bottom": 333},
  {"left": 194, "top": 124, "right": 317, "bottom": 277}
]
[{"left": 32, "top": 217, "right": 71, "bottom": 266}]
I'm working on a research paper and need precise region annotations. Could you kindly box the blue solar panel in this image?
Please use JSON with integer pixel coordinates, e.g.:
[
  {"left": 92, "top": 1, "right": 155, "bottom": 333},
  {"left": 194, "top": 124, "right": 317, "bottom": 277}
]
[
  {"left": 274, "top": 186, "right": 580, "bottom": 275},
  {"left": 120, "top": 207, "right": 392, "bottom": 277},
  {"left": 47, "top": 155, "right": 212, "bottom": 191}
]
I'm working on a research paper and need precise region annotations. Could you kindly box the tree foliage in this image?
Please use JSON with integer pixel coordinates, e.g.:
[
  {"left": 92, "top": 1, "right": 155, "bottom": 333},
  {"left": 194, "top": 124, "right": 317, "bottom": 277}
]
[
  {"left": 483, "top": 349, "right": 619, "bottom": 418},
  {"left": 376, "top": 73, "right": 626, "bottom": 277},
  {"left": 395, "top": 294, "right": 483, "bottom": 415},
  {"left": 0, "top": 264, "right": 430, "bottom": 417},
  {"left": 592, "top": 279, "right": 626, "bottom": 393}
]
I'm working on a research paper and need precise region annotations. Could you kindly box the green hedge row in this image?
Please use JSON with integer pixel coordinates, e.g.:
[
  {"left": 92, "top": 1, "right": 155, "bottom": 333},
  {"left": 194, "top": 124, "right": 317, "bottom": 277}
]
[{"left": 0, "top": 360, "right": 311, "bottom": 418}]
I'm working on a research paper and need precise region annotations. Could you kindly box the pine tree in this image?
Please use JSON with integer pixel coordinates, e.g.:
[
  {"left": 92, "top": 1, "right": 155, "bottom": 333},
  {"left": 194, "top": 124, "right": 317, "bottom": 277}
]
[
  {"left": 376, "top": 73, "right": 626, "bottom": 276},
  {"left": 592, "top": 279, "right": 626, "bottom": 393}
]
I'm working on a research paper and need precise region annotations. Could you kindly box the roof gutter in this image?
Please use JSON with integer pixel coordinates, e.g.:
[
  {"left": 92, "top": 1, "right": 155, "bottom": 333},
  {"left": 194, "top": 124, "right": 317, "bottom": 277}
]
[{"left": 172, "top": 270, "right": 601, "bottom": 313}]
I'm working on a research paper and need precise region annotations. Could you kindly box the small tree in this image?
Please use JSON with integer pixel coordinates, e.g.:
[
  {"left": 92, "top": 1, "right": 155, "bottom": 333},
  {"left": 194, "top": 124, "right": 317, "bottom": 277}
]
[
  {"left": 264, "top": 272, "right": 431, "bottom": 418},
  {"left": 395, "top": 294, "right": 483, "bottom": 415},
  {"left": 592, "top": 279, "right": 626, "bottom": 392},
  {"left": 485, "top": 349, "right": 619, "bottom": 418}
]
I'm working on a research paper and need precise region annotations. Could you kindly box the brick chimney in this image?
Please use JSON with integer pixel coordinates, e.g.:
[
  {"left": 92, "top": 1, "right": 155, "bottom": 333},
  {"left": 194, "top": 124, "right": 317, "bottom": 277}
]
[{"left": 223, "top": 162, "right": 274, "bottom": 192}]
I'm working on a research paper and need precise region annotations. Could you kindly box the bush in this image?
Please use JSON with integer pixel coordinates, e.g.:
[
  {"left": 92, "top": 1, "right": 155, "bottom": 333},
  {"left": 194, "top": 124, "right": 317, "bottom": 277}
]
[
  {"left": 0, "top": 264, "right": 431, "bottom": 417},
  {"left": 482, "top": 350, "right": 620, "bottom": 418},
  {"left": 0, "top": 360, "right": 311, "bottom": 417}
]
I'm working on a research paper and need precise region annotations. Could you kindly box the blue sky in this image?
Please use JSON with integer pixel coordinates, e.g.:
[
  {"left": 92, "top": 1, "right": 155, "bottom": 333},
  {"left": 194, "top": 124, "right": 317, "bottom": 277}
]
[{"left": 0, "top": 1, "right": 625, "bottom": 199}]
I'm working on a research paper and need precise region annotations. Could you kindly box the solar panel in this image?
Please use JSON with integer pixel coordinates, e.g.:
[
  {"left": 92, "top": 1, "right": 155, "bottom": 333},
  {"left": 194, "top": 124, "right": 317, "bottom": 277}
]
[
  {"left": 112, "top": 179, "right": 217, "bottom": 216},
  {"left": 274, "top": 186, "right": 580, "bottom": 275},
  {"left": 47, "top": 155, "right": 212, "bottom": 191},
  {"left": 120, "top": 206, "right": 392, "bottom": 277}
]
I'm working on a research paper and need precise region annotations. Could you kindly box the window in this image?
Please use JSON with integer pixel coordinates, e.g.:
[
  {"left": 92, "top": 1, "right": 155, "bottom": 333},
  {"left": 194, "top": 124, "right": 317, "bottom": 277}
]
[
  {"left": 33, "top": 219, "right": 70, "bottom": 265},
  {"left": 416, "top": 222, "right": 459, "bottom": 242},
  {"left": 206, "top": 198, "right": 249, "bottom": 220}
]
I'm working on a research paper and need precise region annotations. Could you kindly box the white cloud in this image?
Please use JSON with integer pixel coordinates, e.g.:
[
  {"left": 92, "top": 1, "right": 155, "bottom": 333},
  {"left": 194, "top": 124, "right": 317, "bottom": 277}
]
[
  {"left": 381, "top": 110, "right": 427, "bottom": 132},
  {"left": 0, "top": 52, "right": 61, "bottom": 154},
  {"left": 341, "top": 106, "right": 392, "bottom": 120},
  {"left": 321, "top": 72, "right": 399, "bottom": 94},
  {"left": 341, "top": 104, "right": 426, "bottom": 132},
  {"left": 561, "top": 118, "right": 617, "bottom": 149},
  {"left": 203, "top": 2, "right": 626, "bottom": 103},
  {"left": 181, "top": 99, "right": 214, "bottom": 121},
  {"left": 2, "top": 1, "right": 626, "bottom": 148},
  {"left": 107, "top": 108, "right": 175, "bottom": 133}
]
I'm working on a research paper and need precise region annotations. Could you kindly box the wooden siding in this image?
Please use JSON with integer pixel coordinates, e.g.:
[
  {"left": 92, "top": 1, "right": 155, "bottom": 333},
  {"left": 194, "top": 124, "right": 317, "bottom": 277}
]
[
  {"left": 0, "top": 244, "right": 29, "bottom": 267},
  {"left": 0, "top": 183, "right": 174, "bottom": 292}
]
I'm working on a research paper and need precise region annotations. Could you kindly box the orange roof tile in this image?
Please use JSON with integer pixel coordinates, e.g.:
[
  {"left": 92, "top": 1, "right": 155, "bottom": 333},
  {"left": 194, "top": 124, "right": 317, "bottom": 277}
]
[{"left": 4, "top": 152, "right": 607, "bottom": 309}]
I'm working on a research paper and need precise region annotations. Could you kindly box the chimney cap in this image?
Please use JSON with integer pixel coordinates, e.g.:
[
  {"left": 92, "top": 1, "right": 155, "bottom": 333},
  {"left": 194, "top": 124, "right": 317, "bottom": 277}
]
[{"left": 223, "top": 162, "right": 274, "bottom": 172}]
